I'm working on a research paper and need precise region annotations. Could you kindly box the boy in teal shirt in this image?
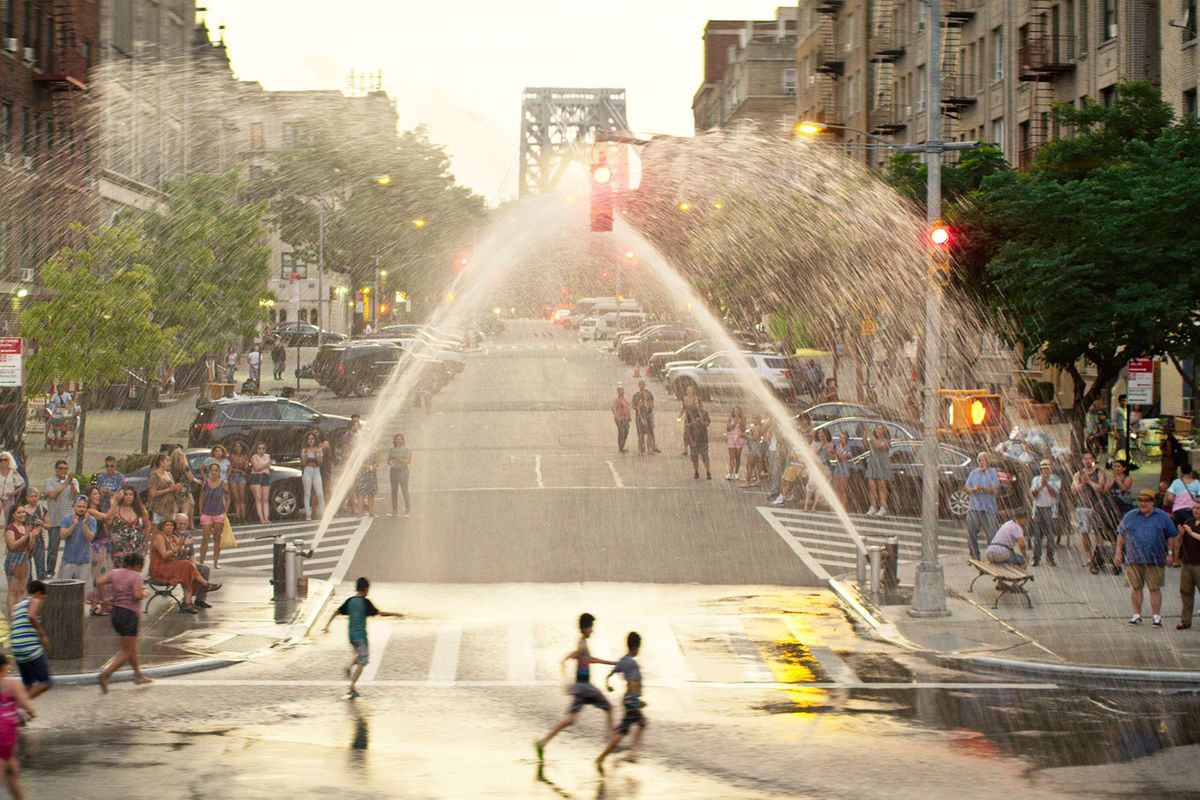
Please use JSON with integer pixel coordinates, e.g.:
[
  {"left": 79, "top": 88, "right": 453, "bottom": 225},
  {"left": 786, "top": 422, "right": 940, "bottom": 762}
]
[{"left": 323, "top": 577, "right": 403, "bottom": 697}]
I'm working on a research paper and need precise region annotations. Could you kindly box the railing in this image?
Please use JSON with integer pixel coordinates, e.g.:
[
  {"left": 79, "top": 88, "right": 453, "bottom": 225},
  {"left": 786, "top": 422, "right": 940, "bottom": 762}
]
[
  {"left": 34, "top": 48, "right": 87, "bottom": 86},
  {"left": 869, "top": 105, "right": 906, "bottom": 134},
  {"left": 1018, "top": 36, "right": 1076, "bottom": 79},
  {"left": 941, "top": 74, "right": 979, "bottom": 106},
  {"left": 815, "top": 46, "right": 845, "bottom": 75}
]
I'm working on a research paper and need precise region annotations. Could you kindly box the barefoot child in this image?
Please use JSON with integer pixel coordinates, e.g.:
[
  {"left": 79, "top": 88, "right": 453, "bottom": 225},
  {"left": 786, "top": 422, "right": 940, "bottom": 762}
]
[
  {"left": 596, "top": 631, "right": 647, "bottom": 774},
  {"left": 535, "top": 612, "right": 616, "bottom": 763},
  {"left": 323, "top": 577, "right": 403, "bottom": 698},
  {"left": 0, "top": 654, "right": 35, "bottom": 800}
]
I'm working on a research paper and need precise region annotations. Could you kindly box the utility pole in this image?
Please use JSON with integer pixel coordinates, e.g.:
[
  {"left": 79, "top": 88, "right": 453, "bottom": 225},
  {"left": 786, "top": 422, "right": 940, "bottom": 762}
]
[
  {"left": 317, "top": 203, "right": 325, "bottom": 347},
  {"left": 911, "top": 0, "right": 951, "bottom": 617}
]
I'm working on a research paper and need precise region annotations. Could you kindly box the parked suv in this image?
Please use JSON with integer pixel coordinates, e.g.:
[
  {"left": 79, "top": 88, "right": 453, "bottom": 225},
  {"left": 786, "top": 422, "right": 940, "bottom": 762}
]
[
  {"left": 665, "top": 352, "right": 799, "bottom": 402},
  {"left": 648, "top": 341, "right": 713, "bottom": 378},
  {"left": 620, "top": 325, "right": 699, "bottom": 365},
  {"left": 189, "top": 397, "right": 352, "bottom": 460},
  {"left": 311, "top": 341, "right": 403, "bottom": 397},
  {"left": 272, "top": 322, "right": 347, "bottom": 348}
]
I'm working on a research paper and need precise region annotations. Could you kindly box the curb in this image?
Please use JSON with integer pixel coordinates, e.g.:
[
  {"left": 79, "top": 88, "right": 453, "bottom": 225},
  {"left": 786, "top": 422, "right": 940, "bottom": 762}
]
[
  {"left": 830, "top": 576, "right": 1200, "bottom": 688},
  {"left": 52, "top": 656, "right": 241, "bottom": 687},
  {"left": 283, "top": 578, "right": 337, "bottom": 645}
]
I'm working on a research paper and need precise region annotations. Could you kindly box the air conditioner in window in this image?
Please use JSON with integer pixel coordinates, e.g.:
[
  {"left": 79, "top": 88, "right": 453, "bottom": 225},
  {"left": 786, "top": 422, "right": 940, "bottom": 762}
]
[
  {"left": 19, "top": 268, "right": 34, "bottom": 283},
  {"left": 22, "top": 156, "right": 33, "bottom": 170},
  {"left": 22, "top": 47, "right": 34, "bottom": 62},
  {"left": 2, "top": 38, "right": 18, "bottom": 53},
  {"left": 785, "top": 87, "right": 797, "bottom": 95}
]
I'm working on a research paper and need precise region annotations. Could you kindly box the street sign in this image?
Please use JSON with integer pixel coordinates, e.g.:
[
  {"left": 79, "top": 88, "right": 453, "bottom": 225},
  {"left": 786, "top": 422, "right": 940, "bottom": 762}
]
[
  {"left": 1127, "top": 357, "right": 1154, "bottom": 405},
  {"left": 0, "top": 338, "right": 22, "bottom": 388},
  {"left": 288, "top": 271, "right": 301, "bottom": 319}
]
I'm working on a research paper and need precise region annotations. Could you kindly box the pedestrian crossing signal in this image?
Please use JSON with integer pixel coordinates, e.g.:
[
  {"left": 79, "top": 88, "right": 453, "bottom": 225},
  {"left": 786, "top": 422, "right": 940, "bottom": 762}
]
[{"left": 943, "top": 392, "right": 1003, "bottom": 432}]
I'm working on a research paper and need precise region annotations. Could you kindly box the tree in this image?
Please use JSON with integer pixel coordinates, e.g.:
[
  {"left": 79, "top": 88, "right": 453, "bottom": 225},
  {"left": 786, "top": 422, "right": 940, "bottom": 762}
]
[
  {"left": 961, "top": 86, "right": 1200, "bottom": 442},
  {"left": 261, "top": 122, "right": 486, "bottom": 326},
  {"left": 21, "top": 223, "right": 173, "bottom": 472},
  {"left": 143, "top": 171, "right": 272, "bottom": 361}
]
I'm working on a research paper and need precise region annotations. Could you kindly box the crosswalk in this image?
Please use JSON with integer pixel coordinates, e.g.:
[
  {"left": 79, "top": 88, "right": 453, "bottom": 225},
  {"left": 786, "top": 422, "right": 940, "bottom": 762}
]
[
  {"left": 219, "top": 518, "right": 372, "bottom": 583},
  {"left": 167, "top": 611, "right": 1053, "bottom": 691},
  {"left": 757, "top": 507, "right": 969, "bottom": 580}
]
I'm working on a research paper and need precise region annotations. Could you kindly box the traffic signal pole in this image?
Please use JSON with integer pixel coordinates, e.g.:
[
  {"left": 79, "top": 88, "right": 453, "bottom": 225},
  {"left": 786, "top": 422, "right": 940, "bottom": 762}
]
[{"left": 911, "top": 0, "right": 951, "bottom": 617}]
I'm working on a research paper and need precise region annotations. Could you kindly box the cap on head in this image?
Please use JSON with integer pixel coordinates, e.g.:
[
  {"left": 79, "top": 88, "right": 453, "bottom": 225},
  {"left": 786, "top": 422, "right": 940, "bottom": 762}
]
[{"left": 1138, "top": 489, "right": 1156, "bottom": 502}]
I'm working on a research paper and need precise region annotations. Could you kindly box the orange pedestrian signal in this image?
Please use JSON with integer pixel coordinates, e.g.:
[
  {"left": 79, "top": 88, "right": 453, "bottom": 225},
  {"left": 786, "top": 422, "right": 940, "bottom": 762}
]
[{"left": 941, "top": 391, "right": 1003, "bottom": 433}]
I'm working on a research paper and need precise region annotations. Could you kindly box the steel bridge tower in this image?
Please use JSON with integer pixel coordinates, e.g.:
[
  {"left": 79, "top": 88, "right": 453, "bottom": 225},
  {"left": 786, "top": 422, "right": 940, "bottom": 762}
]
[{"left": 519, "top": 87, "right": 629, "bottom": 196}]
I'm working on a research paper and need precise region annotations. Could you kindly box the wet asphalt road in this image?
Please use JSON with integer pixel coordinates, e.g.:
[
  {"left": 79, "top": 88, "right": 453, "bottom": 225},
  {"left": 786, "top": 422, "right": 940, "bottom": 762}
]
[{"left": 24, "top": 321, "right": 1200, "bottom": 798}]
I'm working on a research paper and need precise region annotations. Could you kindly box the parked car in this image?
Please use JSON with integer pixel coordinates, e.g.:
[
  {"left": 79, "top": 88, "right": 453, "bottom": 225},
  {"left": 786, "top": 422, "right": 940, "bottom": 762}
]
[
  {"left": 189, "top": 397, "right": 352, "bottom": 461},
  {"left": 799, "top": 402, "right": 882, "bottom": 426},
  {"left": 594, "top": 311, "right": 650, "bottom": 340},
  {"left": 271, "top": 322, "right": 347, "bottom": 348},
  {"left": 125, "top": 447, "right": 305, "bottom": 521},
  {"left": 665, "top": 352, "right": 798, "bottom": 403},
  {"left": 648, "top": 341, "right": 713, "bottom": 378},
  {"left": 620, "top": 325, "right": 700, "bottom": 365},
  {"left": 841, "top": 440, "right": 1027, "bottom": 519},
  {"left": 612, "top": 321, "right": 666, "bottom": 350},
  {"left": 810, "top": 416, "right": 920, "bottom": 450},
  {"left": 309, "top": 341, "right": 407, "bottom": 397}
]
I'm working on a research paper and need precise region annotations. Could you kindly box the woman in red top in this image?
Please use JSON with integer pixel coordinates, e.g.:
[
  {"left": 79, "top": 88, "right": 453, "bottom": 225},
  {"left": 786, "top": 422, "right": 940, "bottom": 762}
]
[{"left": 149, "top": 519, "right": 220, "bottom": 614}]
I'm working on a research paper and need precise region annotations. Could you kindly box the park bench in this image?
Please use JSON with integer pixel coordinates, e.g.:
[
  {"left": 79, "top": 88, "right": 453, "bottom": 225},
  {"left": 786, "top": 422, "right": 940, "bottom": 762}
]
[
  {"left": 145, "top": 579, "right": 183, "bottom": 612},
  {"left": 967, "top": 558, "right": 1034, "bottom": 608}
]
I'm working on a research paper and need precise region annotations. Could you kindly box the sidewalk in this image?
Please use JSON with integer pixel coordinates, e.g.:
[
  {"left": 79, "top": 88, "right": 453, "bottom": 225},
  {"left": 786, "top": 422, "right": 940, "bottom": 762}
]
[
  {"left": 3, "top": 566, "right": 331, "bottom": 686},
  {"left": 842, "top": 546, "right": 1200, "bottom": 685}
]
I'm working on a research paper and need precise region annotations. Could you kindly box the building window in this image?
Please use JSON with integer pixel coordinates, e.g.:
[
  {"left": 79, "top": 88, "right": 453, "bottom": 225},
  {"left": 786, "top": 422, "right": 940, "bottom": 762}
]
[
  {"left": 0, "top": 105, "right": 10, "bottom": 157},
  {"left": 1102, "top": 0, "right": 1117, "bottom": 41},
  {"left": 2, "top": 0, "right": 13, "bottom": 40},
  {"left": 22, "top": 111, "right": 33, "bottom": 158},
  {"left": 1100, "top": 85, "right": 1116, "bottom": 107},
  {"left": 1184, "top": 89, "right": 1198, "bottom": 121},
  {"left": 916, "top": 65, "right": 926, "bottom": 110},
  {"left": 282, "top": 252, "right": 307, "bottom": 280},
  {"left": 1185, "top": 0, "right": 1198, "bottom": 42},
  {"left": 782, "top": 68, "right": 797, "bottom": 95},
  {"left": 992, "top": 117, "right": 1004, "bottom": 151},
  {"left": 1079, "top": 0, "right": 1089, "bottom": 54},
  {"left": 250, "top": 122, "right": 264, "bottom": 151},
  {"left": 992, "top": 27, "right": 1004, "bottom": 81}
]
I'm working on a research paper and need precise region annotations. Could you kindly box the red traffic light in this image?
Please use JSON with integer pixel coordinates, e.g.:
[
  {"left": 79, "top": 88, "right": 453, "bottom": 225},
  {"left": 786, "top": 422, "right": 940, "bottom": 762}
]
[{"left": 929, "top": 221, "right": 951, "bottom": 247}]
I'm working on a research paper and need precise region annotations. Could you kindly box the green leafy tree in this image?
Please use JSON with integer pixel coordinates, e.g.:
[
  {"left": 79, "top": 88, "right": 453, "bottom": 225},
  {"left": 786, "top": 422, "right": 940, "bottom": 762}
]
[
  {"left": 961, "top": 87, "right": 1200, "bottom": 442},
  {"left": 21, "top": 223, "right": 173, "bottom": 472},
  {"left": 261, "top": 122, "right": 486, "bottom": 324},
  {"left": 143, "top": 171, "right": 272, "bottom": 359}
]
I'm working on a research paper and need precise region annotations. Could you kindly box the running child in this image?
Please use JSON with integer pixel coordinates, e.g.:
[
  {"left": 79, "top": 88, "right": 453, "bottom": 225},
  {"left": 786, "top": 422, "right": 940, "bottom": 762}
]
[
  {"left": 323, "top": 577, "right": 403, "bottom": 698},
  {"left": 535, "top": 612, "right": 616, "bottom": 762},
  {"left": 0, "top": 654, "right": 35, "bottom": 800},
  {"left": 9, "top": 581, "right": 53, "bottom": 699},
  {"left": 596, "top": 631, "right": 646, "bottom": 774}
]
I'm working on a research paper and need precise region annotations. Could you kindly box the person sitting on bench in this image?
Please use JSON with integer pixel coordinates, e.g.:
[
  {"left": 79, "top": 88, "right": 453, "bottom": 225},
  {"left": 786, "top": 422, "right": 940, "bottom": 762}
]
[
  {"left": 149, "top": 519, "right": 220, "bottom": 613},
  {"left": 985, "top": 509, "right": 1029, "bottom": 567}
]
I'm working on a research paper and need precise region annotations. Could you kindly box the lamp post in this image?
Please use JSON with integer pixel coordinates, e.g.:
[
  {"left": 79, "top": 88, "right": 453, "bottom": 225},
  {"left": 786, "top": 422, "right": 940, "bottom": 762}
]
[{"left": 797, "top": 0, "right": 974, "bottom": 617}]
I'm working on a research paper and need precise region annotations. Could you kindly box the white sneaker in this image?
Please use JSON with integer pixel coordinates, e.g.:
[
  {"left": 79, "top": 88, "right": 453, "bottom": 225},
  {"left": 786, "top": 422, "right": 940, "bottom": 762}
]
[
  {"left": 305, "top": 513, "right": 311, "bottom": 521},
  {"left": 770, "top": 496, "right": 785, "bottom": 506},
  {"left": 866, "top": 507, "right": 877, "bottom": 516},
  {"left": 875, "top": 508, "right": 887, "bottom": 517}
]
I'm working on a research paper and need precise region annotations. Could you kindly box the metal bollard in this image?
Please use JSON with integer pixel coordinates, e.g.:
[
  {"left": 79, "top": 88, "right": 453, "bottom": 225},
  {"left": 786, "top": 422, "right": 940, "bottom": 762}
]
[
  {"left": 271, "top": 536, "right": 287, "bottom": 600},
  {"left": 886, "top": 536, "right": 900, "bottom": 590},
  {"left": 856, "top": 548, "right": 867, "bottom": 590},
  {"left": 868, "top": 546, "right": 882, "bottom": 601},
  {"left": 285, "top": 541, "right": 297, "bottom": 600}
]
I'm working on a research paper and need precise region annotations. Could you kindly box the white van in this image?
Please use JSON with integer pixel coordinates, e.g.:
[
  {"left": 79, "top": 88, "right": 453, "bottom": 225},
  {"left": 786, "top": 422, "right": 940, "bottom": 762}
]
[
  {"left": 578, "top": 317, "right": 601, "bottom": 341},
  {"left": 595, "top": 311, "right": 648, "bottom": 340}
]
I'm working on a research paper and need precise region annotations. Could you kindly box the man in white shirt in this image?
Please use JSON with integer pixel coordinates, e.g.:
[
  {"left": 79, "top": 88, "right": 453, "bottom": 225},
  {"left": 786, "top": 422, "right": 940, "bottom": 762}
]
[
  {"left": 986, "top": 509, "right": 1029, "bottom": 567},
  {"left": 1028, "top": 459, "right": 1061, "bottom": 567}
]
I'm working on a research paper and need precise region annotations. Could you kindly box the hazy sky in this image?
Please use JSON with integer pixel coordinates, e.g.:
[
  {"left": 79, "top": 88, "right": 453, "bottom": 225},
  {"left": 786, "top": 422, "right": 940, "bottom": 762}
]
[{"left": 202, "top": 1, "right": 786, "bottom": 205}]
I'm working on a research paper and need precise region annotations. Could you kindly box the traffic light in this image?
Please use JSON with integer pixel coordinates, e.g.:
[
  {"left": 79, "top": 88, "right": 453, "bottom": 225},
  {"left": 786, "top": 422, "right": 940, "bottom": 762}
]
[
  {"left": 943, "top": 392, "right": 1003, "bottom": 432},
  {"left": 590, "top": 159, "right": 613, "bottom": 232},
  {"left": 927, "top": 219, "right": 953, "bottom": 289}
]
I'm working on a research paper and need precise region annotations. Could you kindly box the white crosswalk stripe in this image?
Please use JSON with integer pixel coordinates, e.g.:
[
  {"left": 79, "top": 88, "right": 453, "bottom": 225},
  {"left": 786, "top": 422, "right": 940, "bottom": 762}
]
[
  {"left": 218, "top": 518, "right": 370, "bottom": 582},
  {"left": 758, "top": 507, "right": 969, "bottom": 578}
]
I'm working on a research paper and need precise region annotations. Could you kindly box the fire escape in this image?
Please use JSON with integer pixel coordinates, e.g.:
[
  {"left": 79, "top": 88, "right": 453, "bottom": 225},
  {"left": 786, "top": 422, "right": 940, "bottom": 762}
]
[
  {"left": 813, "top": 1, "right": 845, "bottom": 127},
  {"left": 33, "top": 1, "right": 90, "bottom": 195},
  {"left": 1017, "top": 0, "right": 1075, "bottom": 168},
  {"left": 940, "top": 1, "right": 978, "bottom": 144},
  {"left": 869, "top": 0, "right": 905, "bottom": 137}
]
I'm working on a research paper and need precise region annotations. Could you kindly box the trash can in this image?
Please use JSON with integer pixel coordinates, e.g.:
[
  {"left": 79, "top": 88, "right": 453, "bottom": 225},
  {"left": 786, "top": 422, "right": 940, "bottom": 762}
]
[{"left": 43, "top": 579, "right": 85, "bottom": 660}]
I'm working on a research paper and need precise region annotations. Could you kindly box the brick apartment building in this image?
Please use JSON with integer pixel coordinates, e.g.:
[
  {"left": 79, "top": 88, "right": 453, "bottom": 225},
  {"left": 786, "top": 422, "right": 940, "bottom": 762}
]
[
  {"left": 693, "top": 8, "right": 800, "bottom": 135},
  {"left": 0, "top": 0, "right": 100, "bottom": 324}
]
